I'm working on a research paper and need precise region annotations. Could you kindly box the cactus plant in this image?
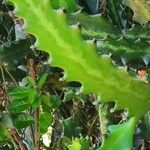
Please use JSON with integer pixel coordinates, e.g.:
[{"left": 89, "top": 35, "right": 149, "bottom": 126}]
[{"left": 1, "top": 0, "right": 150, "bottom": 149}]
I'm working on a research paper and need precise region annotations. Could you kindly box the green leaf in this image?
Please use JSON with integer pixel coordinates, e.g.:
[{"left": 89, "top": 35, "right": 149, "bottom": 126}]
[
  {"left": 0, "top": 123, "right": 9, "bottom": 144},
  {"left": 0, "top": 40, "right": 33, "bottom": 81},
  {"left": 99, "top": 118, "right": 137, "bottom": 150},
  {"left": 13, "top": 113, "right": 34, "bottom": 129},
  {"left": 40, "top": 111, "right": 53, "bottom": 134},
  {"left": 63, "top": 117, "right": 74, "bottom": 138},
  {"left": 79, "top": 137, "right": 90, "bottom": 150},
  {"left": 9, "top": 87, "right": 31, "bottom": 100},
  {"left": 0, "top": 113, "right": 13, "bottom": 128},
  {"left": 122, "top": 0, "right": 150, "bottom": 23},
  {"left": 67, "top": 139, "right": 81, "bottom": 150},
  {"left": 64, "top": 91, "right": 77, "bottom": 102},
  {"left": 41, "top": 94, "right": 51, "bottom": 107},
  {"left": 26, "top": 76, "right": 35, "bottom": 87},
  {"left": 50, "top": 95, "right": 61, "bottom": 109},
  {"left": 28, "top": 88, "right": 37, "bottom": 103},
  {"left": 8, "top": 99, "right": 31, "bottom": 113},
  {"left": 62, "top": 116, "right": 82, "bottom": 138},
  {"left": 31, "top": 96, "right": 41, "bottom": 109},
  {"left": 37, "top": 73, "right": 48, "bottom": 88},
  {"left": 9, "top": 86, "right": 37, "bottom": 104}
]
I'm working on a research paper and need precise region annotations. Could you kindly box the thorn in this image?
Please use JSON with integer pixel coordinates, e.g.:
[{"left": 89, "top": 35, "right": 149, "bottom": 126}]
[
  {"left": 71, "top": 9, "right": 82, "bottom": 15},
  {"left": 129, "top": 24, "right": 135, "bottom": 31},
  {"left": 54, "top": 7, "right": 67, "bottom": 14},
  {"left": 30, "top": 45, "right": 36, "bottom": 50},
  {"left": 102, "top": 53, "right": 112, "bottom": 58},
  {"left": 117, "top": 36, "right": 124, "bottom": 41},
  {"left": 129, "top": 67, "right": 137, "bottom": 72},
  {"left": 90, "top": 13, "right": 102, "bottom": 17},
  {"left": 135, "top": 38, "right": 141, "bottom": 43},
  {"left": 70, "top": 22, "right": 82, "bottom": 30}
]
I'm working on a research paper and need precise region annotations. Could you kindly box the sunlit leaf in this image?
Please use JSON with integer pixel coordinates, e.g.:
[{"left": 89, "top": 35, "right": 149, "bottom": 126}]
[
  {"left": 8, "top": 99, "right": 31, "bottom": 113},
  {"left": 40, "top": 111, "right": 53, "bottom": 134}
]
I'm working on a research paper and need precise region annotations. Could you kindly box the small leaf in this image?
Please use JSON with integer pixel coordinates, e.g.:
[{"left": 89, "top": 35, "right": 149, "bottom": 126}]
[
  {"left": 0, "top": 123, "right": 9, "bottom": 144},
  {"left": 68, "top": 139, "right": 81, "bottom": 150},
  {"left": 8, "top": 99, "right": 31, "bottom": 113},
  {"left": 80, "top": 94, "right": 88, "bottom": 102},
  {"left": 50, "top": 95, "right": 61, "bottom": 109},
  {"left": 32, "top": 96, "right": 41, "bottom": 109},
  {"left": 1, "top": 113, "right": 13, "bottom": 129},
  {"left": 9, "top": 87, "right": 31, "bottom": 100},
  {"left": 28, "top": 88, "right": 37, "bottom": 103},
  {"left": 79, "top": 137, "right": 90, "bottom": 150},
  {"left": 64, "top": 91, "right": 77, "bottom": 102},
  {"left": 26, "top": 76, "right": 35, "bottom": 87},
  {"left": 41, "top": 94, "right": 51, "bottom": 107},
  {"left": 40, "top": 112, "right": 53, "bottom": 134},
  {"left": 99, "top": 118, "right": 137, "bottom": 150},
  {"left": 13, "top": 113, "right": 34, "bottom": 129},
  {"left": 37, "top": 73, "right": 48, "bottom": 88}
]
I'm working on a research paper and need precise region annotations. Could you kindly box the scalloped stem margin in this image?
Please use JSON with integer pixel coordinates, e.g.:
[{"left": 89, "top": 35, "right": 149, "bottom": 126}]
[{"left": 7, "top": 0, "right": 150, "bottom": 149}]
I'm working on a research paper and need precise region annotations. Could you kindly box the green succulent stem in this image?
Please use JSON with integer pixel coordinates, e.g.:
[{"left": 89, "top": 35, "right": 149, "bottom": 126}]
[{"left": 7, "top": 0, "right": 150, "bottom": 149}]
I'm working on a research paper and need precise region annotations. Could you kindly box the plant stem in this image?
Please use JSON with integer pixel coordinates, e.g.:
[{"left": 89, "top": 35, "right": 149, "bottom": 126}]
[
  {"left": 28, "top": 59, "right": 40, "bottom": 150},
  {"left": 4, "top": 67, "right": 18, "bottom": 85},
  {"left": 34, "top": 108, "right": 40, "bottom": 150},
  {"left": 0, "top": 66, "right": 8, "bottom": 106},
  {"left": 10, "top": 128, "right": 27, "bottom": 150},
  {"left": 98, "top": 103, "right": 107, "bottom": 144}
]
